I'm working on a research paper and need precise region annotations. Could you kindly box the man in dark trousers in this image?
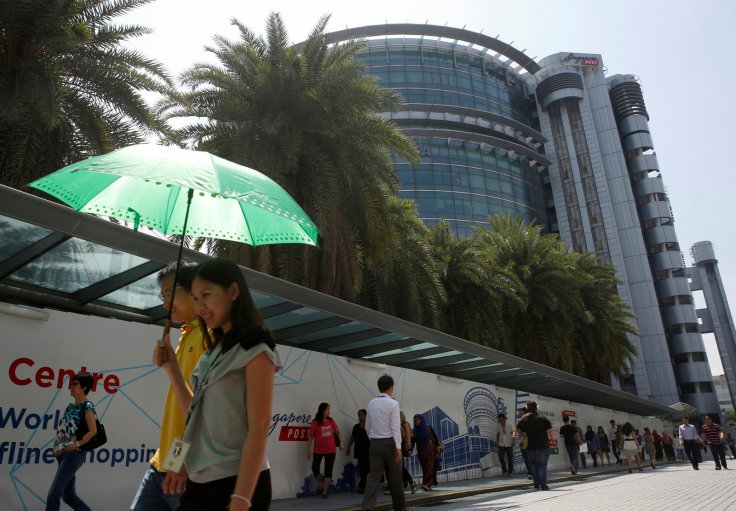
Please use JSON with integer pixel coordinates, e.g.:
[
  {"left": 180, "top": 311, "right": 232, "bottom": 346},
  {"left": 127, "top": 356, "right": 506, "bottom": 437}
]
[
  {"left": 495, "top": 413, "right": 515, "bottom": 476},
  {"left": 361, "top": 375, "right": 405, "bottom": 511},
  {"left": 701, "top": 415, "right": 728, "bottom": 470},
  {"left": 560, "top": 415, "right": 582, "bottom": 475},
  {"left": 571, "top": 420, "right": 587, "bottom": 469},
  {"left": 678, "top": 417, "right": 700, "bottom": 470},
  {"left": 608, "top": 420, "right": 622, "bottom": 464}
]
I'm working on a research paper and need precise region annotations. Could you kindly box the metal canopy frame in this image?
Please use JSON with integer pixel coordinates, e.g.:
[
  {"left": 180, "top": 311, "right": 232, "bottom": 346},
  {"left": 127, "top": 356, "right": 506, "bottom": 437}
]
[{"left": 0, "top": 185, "right": 677, "bottom": 417}]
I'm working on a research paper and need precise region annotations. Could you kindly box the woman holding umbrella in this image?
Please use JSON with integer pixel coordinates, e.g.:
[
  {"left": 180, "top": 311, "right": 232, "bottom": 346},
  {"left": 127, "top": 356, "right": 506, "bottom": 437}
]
[{"left": 159, "top": 258, "right": 282, "bottom": 511}]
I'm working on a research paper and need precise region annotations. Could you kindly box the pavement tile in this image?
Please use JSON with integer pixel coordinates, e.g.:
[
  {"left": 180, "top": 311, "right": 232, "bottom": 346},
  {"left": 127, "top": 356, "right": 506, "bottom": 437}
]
[{"left": 271, "top": 461, "right": 736, "bottom": 511}]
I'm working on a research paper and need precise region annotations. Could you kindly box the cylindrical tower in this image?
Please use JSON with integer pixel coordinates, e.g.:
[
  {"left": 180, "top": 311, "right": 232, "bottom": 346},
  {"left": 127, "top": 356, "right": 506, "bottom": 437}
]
[
  {"left": 690, "top": 241, "right": 736, "bottom": 413},
  {"left": 609, "top": 75, "right": 720, "bottom": 416}
]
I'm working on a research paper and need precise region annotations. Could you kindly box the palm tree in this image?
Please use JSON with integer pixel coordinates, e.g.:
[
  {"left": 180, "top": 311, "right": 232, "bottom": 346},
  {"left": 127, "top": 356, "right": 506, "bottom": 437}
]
[
  {"left": 359, "top": 195, "right": 445, "bottom": 329},
  {"left": 571, "top": 252, "right": 637, "bottom": 383},
  {"left": 160, "top": 13, "right": 418, "bottom": 299},
  {"left": 429, "top": 220, "right": 521, "bottom": 347},
  {"left": 475, "top": 214, "right": 637, "bottom": 381},
  {"left": 0, "top": 0, "right": 172, "bottom": 188},
  {"left": 475, "top": 214, "right": 581, "bottom": 362}
]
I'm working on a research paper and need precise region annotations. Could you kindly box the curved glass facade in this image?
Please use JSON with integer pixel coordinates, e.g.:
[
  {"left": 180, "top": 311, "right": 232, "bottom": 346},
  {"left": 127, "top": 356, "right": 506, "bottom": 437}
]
[
  {"left": 356, "top": 38, "right": 549, "bottom": 237},
  {"left": 395, "top": 138, "right": 546, "bottom": 237}
]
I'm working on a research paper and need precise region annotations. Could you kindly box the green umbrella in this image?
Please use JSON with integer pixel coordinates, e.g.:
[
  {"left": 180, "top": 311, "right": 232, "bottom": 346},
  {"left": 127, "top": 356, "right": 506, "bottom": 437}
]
[
  {"left": 28, "top": 143, "right": 319, "bottom": 330},
  {"left": 28, "top": 143, "right": 318, "bottom": 246}
]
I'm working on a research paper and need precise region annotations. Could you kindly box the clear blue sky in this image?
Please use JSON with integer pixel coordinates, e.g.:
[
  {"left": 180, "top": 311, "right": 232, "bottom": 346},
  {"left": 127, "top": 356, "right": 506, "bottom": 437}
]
[{"left": 120, "top": 0, "right": 736, "bottom": 375}]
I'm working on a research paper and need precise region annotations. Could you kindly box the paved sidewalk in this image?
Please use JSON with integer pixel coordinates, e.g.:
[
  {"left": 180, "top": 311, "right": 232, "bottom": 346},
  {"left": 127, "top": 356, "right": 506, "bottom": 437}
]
[
  {"left": 271, "top": 460, "right": 731, "bottom": 511},
  {"left": 435, "top": 462, "right": 735, "bottom": 511}
]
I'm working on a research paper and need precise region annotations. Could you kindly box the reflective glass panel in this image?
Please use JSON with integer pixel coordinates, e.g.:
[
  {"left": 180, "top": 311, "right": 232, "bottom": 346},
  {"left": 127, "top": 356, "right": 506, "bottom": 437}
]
[
  {"left": 288, "top": 321, "right": 379, "bottom": 345},
  {"left": 251, "top": 291, "right": 290, "bottom": 310},
  {"left": 263, "top": 306, "right": 332, "bottom": 332},
  {"left": 0, "top": 215, "right": 54, "bottom": 261},
  {"left": 365, "top": 341, "right": 437, "bottom": 359},
  {"left": 101, "top": 272, "right": 161, "bottom": 310},
  {"left": 326, "top": 333, "right": 408, "bottom": 354},
  {"left": 10, "top": 237, "right": 148, "bottom": 293}
]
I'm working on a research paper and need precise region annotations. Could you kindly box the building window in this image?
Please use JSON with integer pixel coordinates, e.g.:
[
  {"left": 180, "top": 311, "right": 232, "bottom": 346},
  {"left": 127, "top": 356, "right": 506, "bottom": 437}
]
[
  {"left": 692, "top": 352, "right": 707, "bottom": 362},
  {"left": 680, "top": 383, "right": 696, "bottom": 394}
]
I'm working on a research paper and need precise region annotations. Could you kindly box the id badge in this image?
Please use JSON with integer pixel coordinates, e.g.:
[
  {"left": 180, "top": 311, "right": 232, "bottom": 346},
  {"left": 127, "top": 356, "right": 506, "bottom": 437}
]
[{"left": 162, "top": 438, "right": 190, "bottom": 473}]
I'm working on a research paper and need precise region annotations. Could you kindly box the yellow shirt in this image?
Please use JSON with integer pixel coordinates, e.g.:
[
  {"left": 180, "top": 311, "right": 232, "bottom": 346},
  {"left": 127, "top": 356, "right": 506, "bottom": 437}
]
[{"left": 150, "top": 321, "right": 206, "bottom": 471}]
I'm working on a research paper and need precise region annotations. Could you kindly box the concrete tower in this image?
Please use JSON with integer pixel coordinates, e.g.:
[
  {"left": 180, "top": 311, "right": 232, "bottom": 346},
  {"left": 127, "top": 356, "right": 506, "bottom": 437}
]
[{"left": 689, "top": 241, "right": 736, "bottom": 412}]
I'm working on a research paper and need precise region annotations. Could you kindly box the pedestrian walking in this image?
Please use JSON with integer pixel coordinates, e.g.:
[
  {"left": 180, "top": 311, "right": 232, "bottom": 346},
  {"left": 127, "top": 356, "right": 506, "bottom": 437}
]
[
  {"left": 585, "top": 425, "right": 600, "bottom": 467},
  {"left": 399, "top": 411, "right": 417, "bottom": 493},
  {"left": 726, "top": 433, "right": 736, "bottom": 460},
  {"left": 160, "top": 258, "right": 282, "bottom": 511},
  {"left": 673, "top": 431, "right": 685, "bottom": 462},
  {"left": 560, "top": 415, "right": 581, "bottom": 475},
  {"left": 571, "top": 420, "right": 587, "bottom": 469},
  {"left": 361, "top": 375, "right": 405, "bottom": 511},
  {"left": 615, "top": 424, "right": 624, "bottom": 465},
  {"left": 46, "top": 372, "right": 96, "bottom": 511},
  {"left": 495, "top": 413, "right": 515, "bottom": 476},
  {"left": 596, "top": 426, "right": 611, "bottom": 465},
  {"left": 621, "top": 422, "right": 643, "bottom": 473},
  {"left": 642, "top": 427, "right": 656, "bottom": 469},
  {"left": 413, "top": 414, "right": 437, "bottom": 491},
  {"left": 608, "top": 420, "right": 622, "bottom": 464},
  {"left": 132, "top": 261, "right": 206, "bottom": 511},
  {"left": 307, "top": 403, "right": 344, "bottom": 498},
  {"left": 346, "top": 409, "right": 370, "bottom": 493},
  {"left": 428, "top": 424, "right": 443, "bottom": 488},
  {"left": 661, "top": 432, "right": 676, "bottom": 462},
  {"left": 701, "top": 416, "right": 728, "bottom": 470},
  {"left": 517, "top": 401, "right": 555, "bottom": 491},
  {"left": 678, "top": 417, "right": 700, "bottom": 470},
  {"left": 515, "top": 408, "right": 532, "bottom": 480},
  {"left": 652, "top": 429, "right": 664, "bottom": 462}
]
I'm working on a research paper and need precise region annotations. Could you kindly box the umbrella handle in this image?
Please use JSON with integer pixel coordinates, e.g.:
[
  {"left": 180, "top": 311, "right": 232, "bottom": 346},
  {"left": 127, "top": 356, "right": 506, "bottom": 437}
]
[{"left": 154, "top": 320, "right": 171, "bottom": 367}]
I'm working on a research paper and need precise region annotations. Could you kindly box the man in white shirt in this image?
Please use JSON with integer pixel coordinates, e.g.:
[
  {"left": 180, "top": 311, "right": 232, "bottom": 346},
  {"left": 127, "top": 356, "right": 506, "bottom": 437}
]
[
  {"left": 608, "top": 420, "right": 621, "bottom": 464},
  {"left": 495, "top": 414, "right": 515, "bottom": 476},
  {"left": 678, "top": 417, "right": 700, "bottom": 470},
  {"left": 362, "top": 374, "right": 405, "bottom": 511}
]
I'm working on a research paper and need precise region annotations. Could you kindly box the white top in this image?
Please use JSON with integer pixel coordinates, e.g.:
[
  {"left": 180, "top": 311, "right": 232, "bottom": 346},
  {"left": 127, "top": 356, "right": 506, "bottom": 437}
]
[
  {"left": 608, "top": 426, "right": 617, "bottom": 441},
  {"left": 679, "top": 423, "right": 698, "bottom": 441},
  {"left": 365, "top": 393, "right": 401, "bottom": 449},
  {"left": 183, "top": 341, "right": 282, "bottom": 483},
  {"left": 496, "top": 421, "right": 514, "bottom": 447}
]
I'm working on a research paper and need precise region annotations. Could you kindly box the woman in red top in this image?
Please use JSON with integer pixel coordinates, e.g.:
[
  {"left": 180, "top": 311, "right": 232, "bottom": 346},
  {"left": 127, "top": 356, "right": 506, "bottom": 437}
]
[{"left": 306, "top": 403, "right": 343, "bottom": 498}]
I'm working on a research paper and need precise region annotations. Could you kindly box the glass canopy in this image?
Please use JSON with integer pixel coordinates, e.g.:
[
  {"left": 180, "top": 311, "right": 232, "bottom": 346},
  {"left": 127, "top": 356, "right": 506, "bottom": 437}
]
[{"left": 0, "top": 184, "right": 678, "bottom": 418}]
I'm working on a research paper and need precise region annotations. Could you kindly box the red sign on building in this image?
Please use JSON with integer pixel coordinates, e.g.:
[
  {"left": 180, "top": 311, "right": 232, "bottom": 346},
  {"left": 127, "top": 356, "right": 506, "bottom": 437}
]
[
  {"left": 278, "top": 426, "right": 310, "bottom": 441},
  {"left": 561, "top": 409, "right": 577, "bottom": 417}
]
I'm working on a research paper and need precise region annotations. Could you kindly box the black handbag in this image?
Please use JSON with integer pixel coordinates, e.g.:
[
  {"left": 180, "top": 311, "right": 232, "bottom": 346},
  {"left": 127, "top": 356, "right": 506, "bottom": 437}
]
[{"left": 76, "top": 404, "right": 108, "bottom": 451}]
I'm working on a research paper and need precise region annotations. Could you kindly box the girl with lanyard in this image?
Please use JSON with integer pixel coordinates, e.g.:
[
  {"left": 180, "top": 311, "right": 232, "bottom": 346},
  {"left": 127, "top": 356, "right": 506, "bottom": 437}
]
[{"left": 159, "top": 258, "right": 282, "bottom": 510}]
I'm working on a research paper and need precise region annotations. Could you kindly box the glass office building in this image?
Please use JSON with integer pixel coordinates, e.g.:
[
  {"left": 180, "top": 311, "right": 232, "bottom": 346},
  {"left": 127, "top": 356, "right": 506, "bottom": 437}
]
[
  {"left": 327, "top": 25, "right": 550, "bottom": 237},
  {"left": 324, "top": 25, "right": 728, "bottom": 417}
]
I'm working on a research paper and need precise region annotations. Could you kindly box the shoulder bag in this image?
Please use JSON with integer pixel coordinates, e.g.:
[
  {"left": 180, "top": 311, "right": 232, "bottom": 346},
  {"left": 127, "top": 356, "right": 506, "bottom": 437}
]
[{"left": 76, "top": 403, "right": 107, "bottom": 451}]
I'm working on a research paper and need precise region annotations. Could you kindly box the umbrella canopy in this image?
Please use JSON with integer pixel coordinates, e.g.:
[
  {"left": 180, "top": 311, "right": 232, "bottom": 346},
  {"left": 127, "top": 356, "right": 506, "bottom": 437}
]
[{"left": 28, "top": 144, "right": 319, "bottom": 246}]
